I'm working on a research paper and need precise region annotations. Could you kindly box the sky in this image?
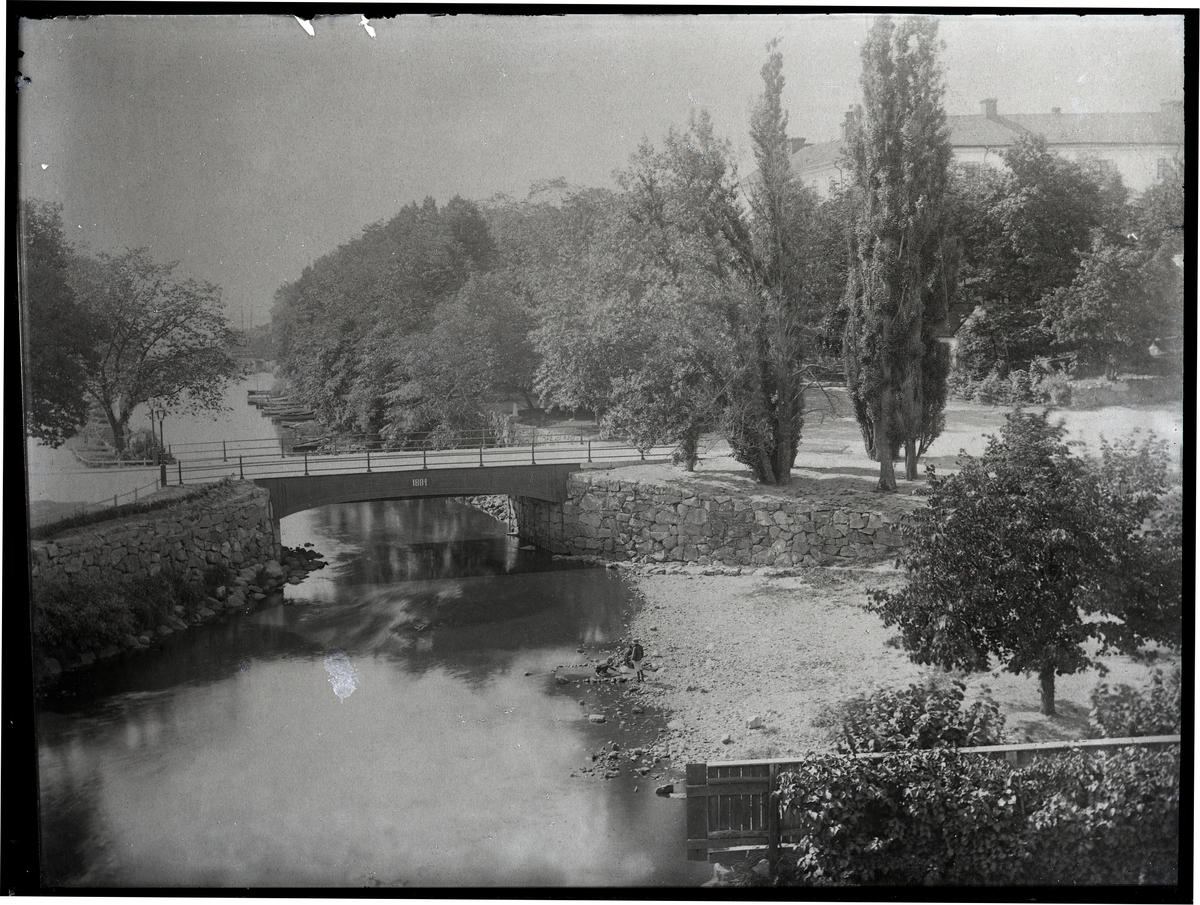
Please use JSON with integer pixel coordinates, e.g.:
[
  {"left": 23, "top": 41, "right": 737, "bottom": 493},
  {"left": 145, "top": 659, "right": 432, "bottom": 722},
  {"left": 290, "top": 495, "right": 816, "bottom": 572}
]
[{"left": 17, "top": 12, "right": 1186, "bottom": 329}]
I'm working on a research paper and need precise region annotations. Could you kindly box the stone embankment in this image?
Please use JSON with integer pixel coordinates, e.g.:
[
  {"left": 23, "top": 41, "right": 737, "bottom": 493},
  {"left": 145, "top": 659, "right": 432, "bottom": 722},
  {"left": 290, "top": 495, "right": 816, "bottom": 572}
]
[
  {"left": 30, "top": 482, "right": 278, "bottom": 585},
  {"left": 38, "top": 545, "right": 328, "bottom": 679},
  {"left": 516, "top": 473, "right": 918, "bottom": 567}
]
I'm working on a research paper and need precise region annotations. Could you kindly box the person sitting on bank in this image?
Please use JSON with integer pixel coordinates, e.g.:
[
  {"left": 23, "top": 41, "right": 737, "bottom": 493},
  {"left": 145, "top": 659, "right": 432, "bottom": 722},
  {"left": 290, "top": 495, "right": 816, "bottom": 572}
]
[{"left": 594, "top": 654, "right": 620, "bottom": 677}]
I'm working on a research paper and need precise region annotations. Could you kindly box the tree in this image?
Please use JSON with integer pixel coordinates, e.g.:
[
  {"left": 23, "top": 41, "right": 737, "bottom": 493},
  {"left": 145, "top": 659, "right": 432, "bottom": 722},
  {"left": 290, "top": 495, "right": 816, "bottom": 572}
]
[
  {"left": 721, "top": 43, "right": 818, "bottom": 485},
  {"left": 954, "top": 135, "right": 1126, "bottom": 378},
  {"left": 1042, "top": 232, "right": 1183, "bottom": 377},
  {"left": 69, "top": 248, "right": 238, "bottom": 452},
  {"left": 870, "top": 410, "right": 1181, "bottom": 716},
  {"left": 18, "top": 201, "right": 96, "bottom": 447},
  {"left": 842, "top": 16, "right": 955, "bottom": 490}
]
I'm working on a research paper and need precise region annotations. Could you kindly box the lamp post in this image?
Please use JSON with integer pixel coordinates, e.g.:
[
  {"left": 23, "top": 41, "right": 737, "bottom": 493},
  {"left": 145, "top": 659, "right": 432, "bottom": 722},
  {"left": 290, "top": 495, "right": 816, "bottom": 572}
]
[{"left": 149, "top": 400, "right": 168, "bottom": 487}]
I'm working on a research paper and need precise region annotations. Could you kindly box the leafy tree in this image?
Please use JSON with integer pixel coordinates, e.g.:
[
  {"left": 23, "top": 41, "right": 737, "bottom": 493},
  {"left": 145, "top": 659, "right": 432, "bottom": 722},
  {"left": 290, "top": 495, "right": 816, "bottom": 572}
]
[
  {"left": 955, "top": 134, "right": 1126, "bottom": 377},
  {"left": 18, "top": 200, "right": 97, "bottom": 447},
  {"left": 602, "top": 274, "right": 733, "bottom": 470},
  {"left": 272, "top": 196, "right": 499, "bottom": 436},
  {"left": 68, "top": 248, "right": 237, "bottom": 452},
  {"left": 842, "top": 15, "right": 955, "bottom": 490},
  {"left": 870, "top": 410, "right": 1181, "bottom": 715},
  {"left": 1042, "top": 231, "right": 1183, "bottom": 377}
]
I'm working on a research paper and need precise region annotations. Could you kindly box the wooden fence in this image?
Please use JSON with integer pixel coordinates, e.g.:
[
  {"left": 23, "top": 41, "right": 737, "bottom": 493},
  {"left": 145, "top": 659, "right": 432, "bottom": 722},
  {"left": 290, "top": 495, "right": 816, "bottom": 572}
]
[{"left": 685, "top": 734, "right": 1182, "bottom": 863}]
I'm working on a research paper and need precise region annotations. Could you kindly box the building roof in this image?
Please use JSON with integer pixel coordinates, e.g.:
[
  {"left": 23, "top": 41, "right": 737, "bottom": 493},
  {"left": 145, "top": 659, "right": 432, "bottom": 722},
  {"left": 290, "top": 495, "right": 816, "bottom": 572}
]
[
  {"left": 790, "top": 103, "right": 1184, "bottom": 172},
  {"left": 950, "top": 110, "right": 1184, "bottom": 148},
  {"left": 791, "top": 138, "right": 846, "bottom": 174}
]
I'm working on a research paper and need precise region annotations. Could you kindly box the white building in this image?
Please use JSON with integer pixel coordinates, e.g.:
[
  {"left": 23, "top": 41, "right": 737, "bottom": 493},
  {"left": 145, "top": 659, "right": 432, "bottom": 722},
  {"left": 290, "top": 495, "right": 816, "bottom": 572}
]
[{"left": 792, "top": 99, "right": 1184, "bottom": 197}]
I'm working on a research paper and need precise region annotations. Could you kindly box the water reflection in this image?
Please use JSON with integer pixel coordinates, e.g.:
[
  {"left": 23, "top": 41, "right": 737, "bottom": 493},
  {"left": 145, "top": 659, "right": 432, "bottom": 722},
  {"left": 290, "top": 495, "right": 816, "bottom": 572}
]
[{"left": 37, "top": 498, "right": 709, "bottom": 887}]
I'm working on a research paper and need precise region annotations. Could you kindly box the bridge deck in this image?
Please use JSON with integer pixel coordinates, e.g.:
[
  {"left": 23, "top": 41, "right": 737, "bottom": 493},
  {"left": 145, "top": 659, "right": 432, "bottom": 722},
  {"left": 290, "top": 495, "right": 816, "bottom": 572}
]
[{"left": 254, "top": 462, "right": 587, "bottom": 520}]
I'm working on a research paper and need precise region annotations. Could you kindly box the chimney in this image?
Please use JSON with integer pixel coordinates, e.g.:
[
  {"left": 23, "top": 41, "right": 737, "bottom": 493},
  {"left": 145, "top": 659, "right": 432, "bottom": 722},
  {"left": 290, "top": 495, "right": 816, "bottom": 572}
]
[
  {"left": 842, "top": 108, "right": 859, "bottom": 142},
  {"left": 980, "top": 98, "right": 998, "bottom": 120},
  {"left": 1051, "top": 106, "right": 1062, "bottom": 115},
  {"left": 788, "top": 137, "right": 807, "bottom": 154}
]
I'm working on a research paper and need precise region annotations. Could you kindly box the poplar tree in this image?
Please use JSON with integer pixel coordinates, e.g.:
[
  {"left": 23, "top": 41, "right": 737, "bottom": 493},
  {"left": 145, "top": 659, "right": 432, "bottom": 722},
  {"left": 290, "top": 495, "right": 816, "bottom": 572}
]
[
  {"left": 725, "top": 42, "right": 813, "bottom": 485},
  {"left": 842, "top": 16, "right": 955, "bottom": 491}
]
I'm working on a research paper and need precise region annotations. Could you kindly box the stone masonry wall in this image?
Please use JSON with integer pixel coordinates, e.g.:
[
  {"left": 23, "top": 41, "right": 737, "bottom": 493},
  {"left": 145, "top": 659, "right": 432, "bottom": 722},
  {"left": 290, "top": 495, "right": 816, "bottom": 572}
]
[
  {"left": 515, "top": 473, "right": 918, "bottom": 567},
  {"left": 30, "top": 481, "right": 279, "bottom": 585}
]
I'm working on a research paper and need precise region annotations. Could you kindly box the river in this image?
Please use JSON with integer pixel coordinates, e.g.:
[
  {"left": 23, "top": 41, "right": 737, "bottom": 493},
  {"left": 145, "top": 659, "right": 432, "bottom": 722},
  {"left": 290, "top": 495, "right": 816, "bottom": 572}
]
[
  {"left": 33, "top": 378, "right": 709, "bottom": 887},
  {"left": 36, "top": 506, "right": 710, "bottom": 887}
]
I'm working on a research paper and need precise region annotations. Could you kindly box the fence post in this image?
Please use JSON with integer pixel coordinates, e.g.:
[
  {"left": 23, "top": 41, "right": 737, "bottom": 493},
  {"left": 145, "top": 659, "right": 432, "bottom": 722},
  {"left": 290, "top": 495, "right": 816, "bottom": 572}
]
[
  {"left": 587, "top": 440, "right": 592, "bottom": 464},
  {"left": 239, "top": 456, "right": 244, "bottom": 480},
  {"left": 134, "top": 487, "right": 138, "bottom": 502},
  {"left": 479, "top": 440, "right": 484, "bottom": 467},
  {"left": 685, "top": 762, "right": 709, "bottom": 862},
  {"left": 366, "top": 449, "right": 371, "bottom": 472},
  {"left": 114, "top": 494, "right": 119, "bottom": 508},
  {"left": 423, "top": 446, "right": 428, "bottom": 469},
  {"left": 304, "top": 452, "right": 309, "bottom": 476},
  {"left": 281, "top": 437, "right": 286, "bottom": 458},
  {"left": 223, "top": 440, "right": 227, "bottom": 462},
  {"left": 177, "top": 461, "right": 183, "bottom": 485},
  {"left": 160, "top": 462, "right": 167, "bottom": 489},
  {"left": 767, "top": 763, "right": 780, "bottom": 867}
]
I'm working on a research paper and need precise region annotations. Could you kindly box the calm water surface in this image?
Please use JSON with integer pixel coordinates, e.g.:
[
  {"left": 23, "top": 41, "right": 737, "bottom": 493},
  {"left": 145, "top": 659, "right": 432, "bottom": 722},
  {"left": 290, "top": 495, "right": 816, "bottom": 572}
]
[{"left": 37, "top": 498, "right": 708, "bottom": 887}]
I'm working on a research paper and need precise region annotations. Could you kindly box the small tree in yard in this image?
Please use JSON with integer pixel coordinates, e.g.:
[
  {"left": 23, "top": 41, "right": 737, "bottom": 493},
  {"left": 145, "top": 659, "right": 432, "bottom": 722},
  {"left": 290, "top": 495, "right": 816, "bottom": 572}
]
[{"left": 869, "top": 410, "right": 1181, "bottom": 716}]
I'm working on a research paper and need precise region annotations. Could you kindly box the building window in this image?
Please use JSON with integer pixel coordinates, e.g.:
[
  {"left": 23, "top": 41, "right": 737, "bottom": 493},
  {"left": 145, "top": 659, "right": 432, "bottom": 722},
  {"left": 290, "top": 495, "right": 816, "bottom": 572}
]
[
  {"left": 958, "top": 162, "right": 985, "bottom": 186},
  {"left": 1080, "top": 157, "right": 1117, "bottom": 181}
]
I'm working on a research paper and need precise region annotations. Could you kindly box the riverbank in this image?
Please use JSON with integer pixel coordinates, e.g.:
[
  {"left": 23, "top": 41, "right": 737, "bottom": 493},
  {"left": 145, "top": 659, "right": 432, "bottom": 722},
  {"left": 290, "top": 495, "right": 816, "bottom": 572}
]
[{"left": 609, "top": 561, "right": 1178, "bottom": 773}]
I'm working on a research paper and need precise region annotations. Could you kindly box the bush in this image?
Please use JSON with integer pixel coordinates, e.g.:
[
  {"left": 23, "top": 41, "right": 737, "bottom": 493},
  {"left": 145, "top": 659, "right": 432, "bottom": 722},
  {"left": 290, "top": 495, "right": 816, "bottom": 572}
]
[
  {"left": 1090, "top": 667, "right": 1182, "bottom": 737},
  {"left": 774, "top": 744, "right": 1180, "bottom": 885},
  {"left": 33, "top": 577, "right": 139, "bottom": 657},
  {"left": 32, "top": 566, "right": 212, "bottom": 659},
  {"left": 835, "top": 679, "right": 1006, "bottom": 754}
]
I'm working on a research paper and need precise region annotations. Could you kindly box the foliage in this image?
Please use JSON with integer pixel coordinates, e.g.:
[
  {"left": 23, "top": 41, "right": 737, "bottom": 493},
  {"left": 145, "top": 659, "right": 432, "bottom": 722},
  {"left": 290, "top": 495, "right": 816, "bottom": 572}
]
[
  {"left": 1042, "top": 231, "right": 1183, "bottom": 377},
  {"left": 1090, "top": 667, "right": 1182, "bottom": 738},
  {"left": 721, "top": 44, "right": 816, "bottom": 485},
  {"left": 774, "top": 745, "right": 1179, "bottom": 885},
  {"left": 947, "top": 358, "right": 1073, "bottom": 406},
  {"left": 842, "top": 15, "right": 955, "bottom": 490},
  {"left": 836, "top": 678, "right": 1005, "bottom": 754},
  {"left": 68, "top": 248, "right": 238, "bottom": 451},
  {"left": 33, "top": 576, "right": 140, "bottom": 657},
  {"left": 953, "top": 134, "right": 1127, "bottom": 377},
  {"left": 869, "top": 410, "right": 1180, "bottom": 715},
  {"left": 272, "top": 196, "right": 501, "bottom": 438},
  {"left": 18, "top": 200, "right": 97, "bottom": 447}
]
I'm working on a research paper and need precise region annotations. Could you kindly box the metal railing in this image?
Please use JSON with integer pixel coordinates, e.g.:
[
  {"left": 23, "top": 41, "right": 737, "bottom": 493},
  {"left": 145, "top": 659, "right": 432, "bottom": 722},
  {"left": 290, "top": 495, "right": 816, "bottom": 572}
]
[{"left": 155, "top": 430, "right": 671, "bottom": 486}]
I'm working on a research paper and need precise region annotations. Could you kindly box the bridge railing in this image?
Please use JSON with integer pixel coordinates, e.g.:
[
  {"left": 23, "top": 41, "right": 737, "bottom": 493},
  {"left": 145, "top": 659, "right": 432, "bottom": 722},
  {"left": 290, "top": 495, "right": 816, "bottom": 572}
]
[
  {"left": 157, "top": 435, "right": 674, "bottom": 486},
  {"left": 161, "top": 426, "right": 600, "bottom": 462}
]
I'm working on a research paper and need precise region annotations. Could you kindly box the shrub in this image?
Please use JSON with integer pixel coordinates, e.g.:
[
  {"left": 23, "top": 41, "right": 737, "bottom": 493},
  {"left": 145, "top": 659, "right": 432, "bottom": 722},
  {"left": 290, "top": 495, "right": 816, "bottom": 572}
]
[
  {"left": 775, "top": 744, "right": 1180, "bottom": 885},
  {"left": 32, "top": 566, "right": 211, "bottom": 659},
  {"left": 1090, "top": 667, "right": 1182, "bottom": 737},
  {"left": 835, "top": 679, "right": 1006, "bottom": 754},
  {"left": 33, "top": 577, "right": 139, "bottom": 657}
]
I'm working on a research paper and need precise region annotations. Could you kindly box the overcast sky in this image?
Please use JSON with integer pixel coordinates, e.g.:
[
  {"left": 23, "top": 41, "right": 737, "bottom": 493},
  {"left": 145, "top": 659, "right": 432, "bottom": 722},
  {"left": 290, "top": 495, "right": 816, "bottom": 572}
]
[{"left": 17, "top": 13, "right": 1185, "bottom": 328}]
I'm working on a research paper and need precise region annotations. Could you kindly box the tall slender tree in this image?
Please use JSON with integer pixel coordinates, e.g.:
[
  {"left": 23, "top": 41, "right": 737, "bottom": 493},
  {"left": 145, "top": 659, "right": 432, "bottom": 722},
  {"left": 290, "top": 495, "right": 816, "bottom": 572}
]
[
  {"left": 724, "top": 42, "right": 814, "bottom": 485},
  {"left": 842, "top": 16, "right": 955, "bottom": 490}
]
